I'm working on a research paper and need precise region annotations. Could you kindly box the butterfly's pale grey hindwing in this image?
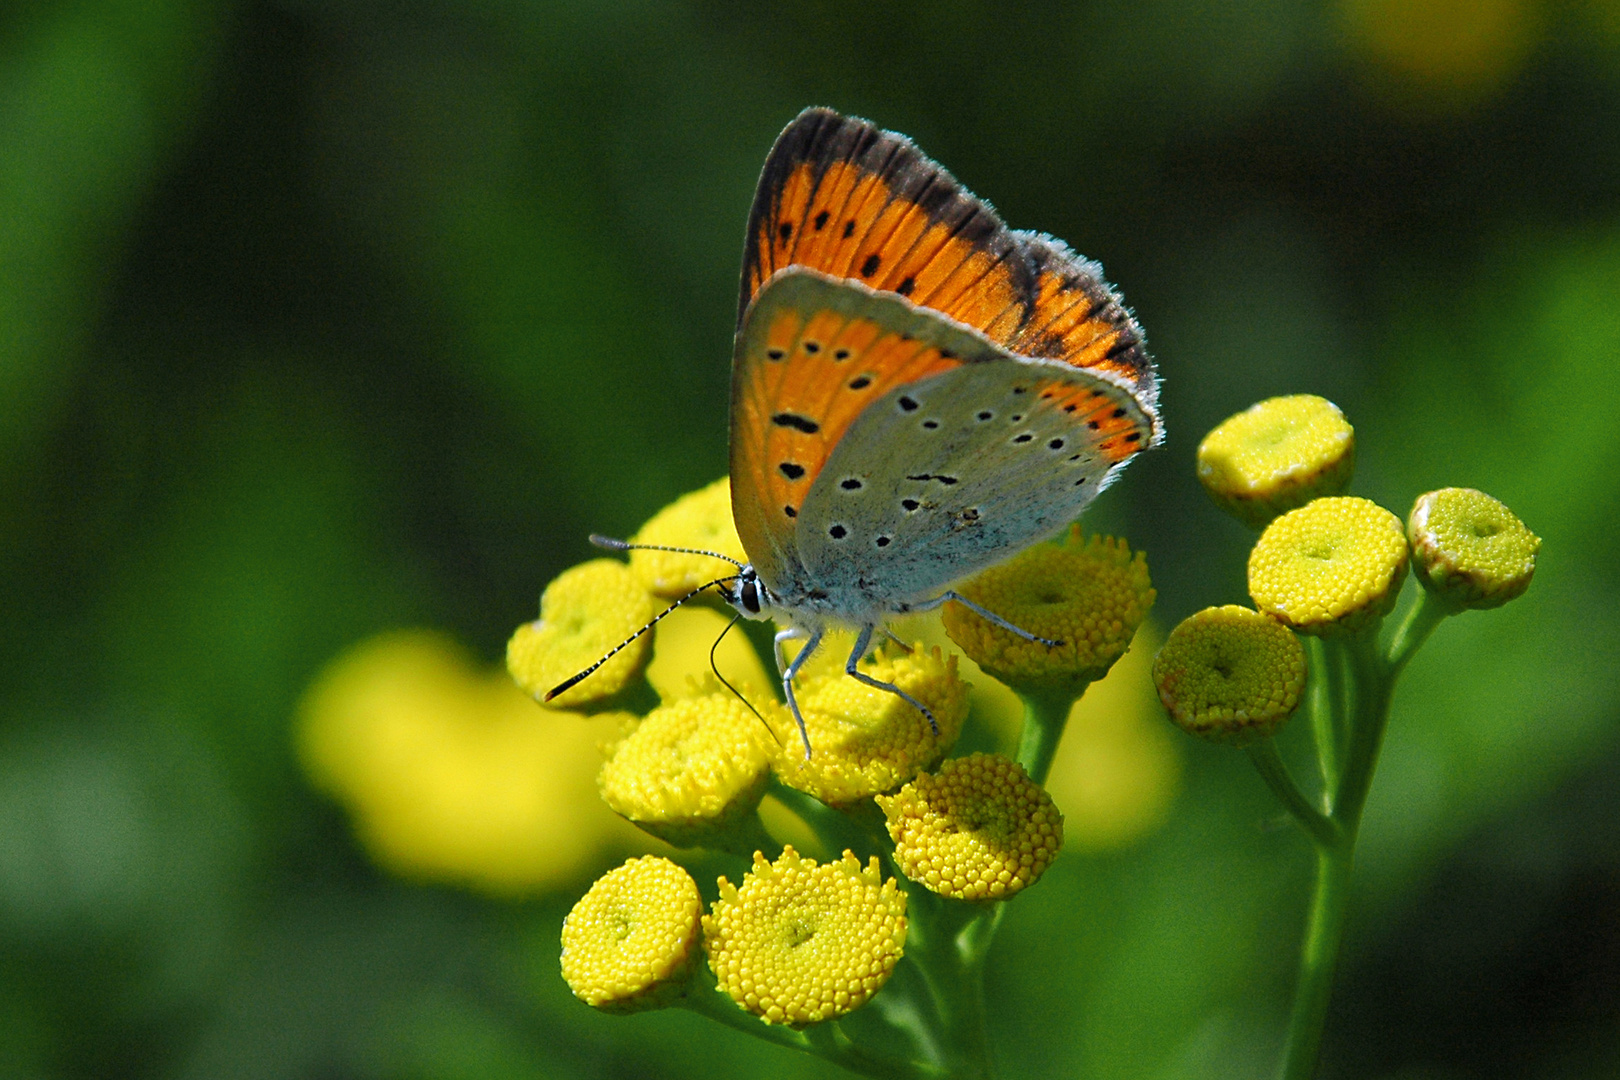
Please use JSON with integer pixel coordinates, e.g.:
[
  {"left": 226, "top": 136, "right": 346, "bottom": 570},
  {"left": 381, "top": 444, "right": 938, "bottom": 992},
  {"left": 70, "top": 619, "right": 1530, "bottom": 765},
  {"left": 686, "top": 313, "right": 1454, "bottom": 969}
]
[{"left": 739, "top": 269, "right": 1152, "bottom": 626}]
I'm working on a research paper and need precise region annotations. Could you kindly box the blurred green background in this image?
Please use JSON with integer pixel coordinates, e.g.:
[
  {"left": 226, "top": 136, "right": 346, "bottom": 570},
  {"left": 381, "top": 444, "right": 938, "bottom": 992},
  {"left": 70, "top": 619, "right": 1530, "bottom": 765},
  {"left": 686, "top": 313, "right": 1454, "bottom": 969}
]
[{"left": 4, "top": 0, "right": 1619, "bottom": 1077}]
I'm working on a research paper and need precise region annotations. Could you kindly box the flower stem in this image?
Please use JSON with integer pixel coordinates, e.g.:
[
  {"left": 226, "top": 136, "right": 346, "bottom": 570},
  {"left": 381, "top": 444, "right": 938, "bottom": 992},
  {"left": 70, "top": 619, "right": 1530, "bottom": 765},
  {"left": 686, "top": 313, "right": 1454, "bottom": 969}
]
[
  {"left": 1246, "top": 738, "right": 1339, "bottom": 851},
  {"left": 1386, "top": 586, "right": 1449, "bottom": 674},
  {"left": 1014, "top": 687, "right": 1083, "bottom": 785},
  {"left": 1279, "top": 842, "right": 1354, "bottom": 1080}
]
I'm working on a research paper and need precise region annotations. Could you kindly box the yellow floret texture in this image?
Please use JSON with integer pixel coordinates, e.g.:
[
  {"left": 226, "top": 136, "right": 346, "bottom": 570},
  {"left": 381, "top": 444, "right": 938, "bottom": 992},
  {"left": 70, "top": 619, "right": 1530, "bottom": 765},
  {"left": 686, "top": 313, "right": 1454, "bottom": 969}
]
[
  {"left": 771, "top": 646, "right": 970, "bottom": 805},
  {"left": 1152, "top": 605, "right": 1307, "bottom": 744},
  {"left": 702, "top": 846, "right": 907, "bottom": 1026},
  {"left": 1248, "top": 497, "right": 1409, "bottom": 635},
  {"left": 507, "top": 559, "right": 657, "bottom": 709},
  {"left": 1408, "top": 487, "right": 1539, "bottom": 611},
  {"left": 629, "top": 477, "right": 749, "bottom": 599},
  {"left": 877, "top": 754, "right": 1063, "bottom": 901},
  {"left": 942, "top": 528, "right": 1155, "bottom": 694},
  {"left": 561, "top": 856, "right": 704, "bottom": 1011},
  {"left": 1197, "top": 395, "right": 1356, "bottom": 527},
  {"left": 598, "top": 692, "right": 774, "bottom": 846}
]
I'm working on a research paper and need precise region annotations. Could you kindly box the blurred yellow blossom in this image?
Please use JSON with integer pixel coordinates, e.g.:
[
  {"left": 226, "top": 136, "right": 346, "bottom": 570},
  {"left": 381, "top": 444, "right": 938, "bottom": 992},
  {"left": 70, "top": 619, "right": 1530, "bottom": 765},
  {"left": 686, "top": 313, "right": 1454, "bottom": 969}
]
[
  {"left": 298, "top": 630, "right": 646, "bottom": 895},
  {"left": 644, "top": 604, "right": 773, "bottom": 704},
  {"left": 703, "top": 847, "right": 907, "bottom": 1026},
  {"left": 1340, "top": 0, "right": 1544, "bottom": 109}
]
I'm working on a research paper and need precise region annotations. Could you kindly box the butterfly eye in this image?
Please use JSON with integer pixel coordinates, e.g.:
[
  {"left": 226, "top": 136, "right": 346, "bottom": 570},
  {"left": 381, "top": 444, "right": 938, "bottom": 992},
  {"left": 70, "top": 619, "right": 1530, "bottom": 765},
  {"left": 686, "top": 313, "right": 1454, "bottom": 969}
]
[{"left": 740, "top": 580, "right": 761, "bottom": 614}]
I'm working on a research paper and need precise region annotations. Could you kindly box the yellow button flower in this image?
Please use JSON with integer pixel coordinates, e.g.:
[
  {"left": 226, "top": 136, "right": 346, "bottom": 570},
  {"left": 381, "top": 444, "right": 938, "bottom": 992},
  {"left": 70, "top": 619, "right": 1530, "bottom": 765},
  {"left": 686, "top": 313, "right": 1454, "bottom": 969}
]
[
  {"left": 297, "top": 630, "right": 645, "bottom": 894},
  {"left": 1408, "top": 487, "right": 1539, "bottom": 611},
  {"left": 598, "top": 691, "right": 776, "bottom": 848},
  {"left": 703, "top": 847, "right": 907, "bottom": 1026},
  {"left": 1152, "top": 606, "right": 1307, "bottom": 744},
  {"left": 771, "top": 646, "right": 970, "bottom": 806},
  {"left": 941, "top": 528, "right": 1155, "bottom": 695},
  {"left": 877, "top": 754, "right": 1063, "bottom": 902},
  {"left": 629, "top": 477, "right": 749, "bottom": 599},
  {"left": 1248, "top": 497, "right": 1409, "bottom": 635},
  {"left": 507, "top": 559, "right": 657, "bottom": 709},
  {"left": 1197, "top": 395, "right": 1356, "bottom": 527},
  {"left": 561, "top": 855, "right": 704, "bottom": 1011}
]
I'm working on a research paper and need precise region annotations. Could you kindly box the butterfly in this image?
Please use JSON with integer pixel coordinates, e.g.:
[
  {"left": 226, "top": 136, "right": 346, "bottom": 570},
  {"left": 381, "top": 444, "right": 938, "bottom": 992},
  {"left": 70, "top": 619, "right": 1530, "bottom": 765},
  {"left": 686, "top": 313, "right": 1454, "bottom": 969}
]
[{"left": 558, "top": 107, "right": 1161, "bottom": 756}]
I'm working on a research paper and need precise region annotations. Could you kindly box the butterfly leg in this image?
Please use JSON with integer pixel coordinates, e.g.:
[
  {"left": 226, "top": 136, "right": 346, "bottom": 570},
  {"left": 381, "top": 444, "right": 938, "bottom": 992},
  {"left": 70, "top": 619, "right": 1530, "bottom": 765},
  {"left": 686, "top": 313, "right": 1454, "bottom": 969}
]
[
  {"left": 912, "top": 592, "right": 1064, "bottom": 647},
  {"left": 879, "top": 626, "right": 913, "bottom": 653},
  {"left": 779, "top": 627, "right": 823, "bottom": 759},
  {"left": 843, "top": 624, "right": 939, "bottom": 735},
  {"left": 773, "top": 626, "right": 809, "bottom": 675}
]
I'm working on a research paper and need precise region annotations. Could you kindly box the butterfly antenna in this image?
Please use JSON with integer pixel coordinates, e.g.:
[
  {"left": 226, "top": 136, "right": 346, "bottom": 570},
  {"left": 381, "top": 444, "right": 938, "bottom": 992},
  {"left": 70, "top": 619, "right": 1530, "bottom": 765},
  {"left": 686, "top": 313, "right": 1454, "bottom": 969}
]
[
  {"left": 590, "top": 534, "right": 745, "bottom": 569},
  {"left": 709, "top": 612, "right": 781, "bottom": 749},
  {"left": 545, "top": 574, "right": 740, "bottom": 701}
]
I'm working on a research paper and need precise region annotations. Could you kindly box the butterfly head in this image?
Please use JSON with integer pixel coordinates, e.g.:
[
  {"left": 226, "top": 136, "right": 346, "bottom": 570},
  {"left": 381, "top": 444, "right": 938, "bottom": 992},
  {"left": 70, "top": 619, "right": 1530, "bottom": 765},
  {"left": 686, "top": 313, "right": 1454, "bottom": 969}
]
[{"left": 724, "top": 565, "right": 778, "bottom": 622}]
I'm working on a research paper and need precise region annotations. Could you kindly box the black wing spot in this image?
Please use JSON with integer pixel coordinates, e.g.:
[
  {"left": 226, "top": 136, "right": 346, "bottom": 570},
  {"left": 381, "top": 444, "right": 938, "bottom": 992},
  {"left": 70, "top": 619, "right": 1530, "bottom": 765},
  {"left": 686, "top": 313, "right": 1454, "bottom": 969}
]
[
  {"left": 875, "top": 535, "right": 891, "bottom": 548},
  {"left": 977, "top": 410, "right": 993, "bottom": 421},
  {"left": 1087, "top": 420, "right": 1101, "bottom": 430},
  {"left": 766, "top": 348, "right": 785, "bottom": 361},
  {"left": 1049, "top": 438, "right": 1065, "bottom": 450},
  {"left": 829, "top": 524, "right": 848, "bottom": 540},
  {"left": 842, "top": 220, "right": 856, "bottom": 239},
  {"left": 1013, "top": 434, "right": 1034, "bottom": 444},
  {"left": 813, "top": 209, "right": 830, "bottom": 231},
  {"left": 784, "top": 505, "right": 797, "bottom": 517},
  {"left": 839, "top": 478, "right": 863, "bottom": 491},
  {"left": 771, "top": 412, "right": 820, "bottom": 434},
  {"left": 1069, "top": 454, "right": 1083, "bottom": 462},
  {"left": 1074, "top": 478, "right": 1088, "bottom": 486},
  {"left": 1112, "top": 407, "right": 1127, "bottom": 418},
  {"left": 898, "top": 396, "right": 919, "bottom": 412},
  {"left": 1063, "top": 403, "right": 1077, "bottom": 413},
  {"left": 860, "top": 253, "right": 882, "bottom": 277},
  {"left": 1105, "top": 337, "right": 1134, "bottom": 359},
  {"left": 803, "top": 340, "right": 821, "bottom": 354},
  {"left": 939, "top": 348, "right": 956, "bottom": 360},
  {"left": 906, "top": 473, "right": 958, "bottom": 485},
  {"left": 834, "top": 348, "right": 851, "bottom": 361},
  {"left": 922, "top": 419, "right": 940, "bottom": 430},
  {"left": 901, "top": 499, "right": 920, "bottom": 512},
  {"left": 778, "top": 223, "right": 792, "bottom": 243},
  {"left": 1010, "top": 414, "right": 1023, "bottom": 422},
  {"left": 779, "top": 462, "right": 806, "bottom": 480},
  {"left": 848, "top": 375, "right": 871, "bottom": 389},
  {"left": 1012, "top": 386, "right": 1027, "bottom": 395},
  {"left": 1124, "top": 432, "right": 1141, "bottom": 443},
  {"left": 896, "top": 277, "right": 916, "bottom": 296}
]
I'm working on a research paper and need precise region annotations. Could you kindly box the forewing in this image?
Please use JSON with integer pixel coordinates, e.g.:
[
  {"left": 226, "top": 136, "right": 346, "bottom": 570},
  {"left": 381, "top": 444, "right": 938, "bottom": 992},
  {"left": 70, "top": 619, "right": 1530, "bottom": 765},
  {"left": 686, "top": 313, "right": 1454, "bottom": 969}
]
[{"left": 728, "top": 270, "right": 1005, "bottom": 591}]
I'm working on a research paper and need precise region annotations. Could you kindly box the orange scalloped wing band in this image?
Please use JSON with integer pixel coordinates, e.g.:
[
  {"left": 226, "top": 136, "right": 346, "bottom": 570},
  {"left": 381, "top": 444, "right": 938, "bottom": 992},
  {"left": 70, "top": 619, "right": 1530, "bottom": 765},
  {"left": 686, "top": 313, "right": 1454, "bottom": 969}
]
[{"left": 739, "top": 109, "right": 1156, "bottom": 406}]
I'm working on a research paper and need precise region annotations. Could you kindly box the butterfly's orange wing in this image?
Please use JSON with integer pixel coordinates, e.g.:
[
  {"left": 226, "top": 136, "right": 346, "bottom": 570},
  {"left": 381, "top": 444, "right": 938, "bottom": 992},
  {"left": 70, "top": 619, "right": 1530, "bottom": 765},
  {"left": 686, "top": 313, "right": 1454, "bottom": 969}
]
[{"left": 738, "top": 109, "right": 1159, "bottom": 412}]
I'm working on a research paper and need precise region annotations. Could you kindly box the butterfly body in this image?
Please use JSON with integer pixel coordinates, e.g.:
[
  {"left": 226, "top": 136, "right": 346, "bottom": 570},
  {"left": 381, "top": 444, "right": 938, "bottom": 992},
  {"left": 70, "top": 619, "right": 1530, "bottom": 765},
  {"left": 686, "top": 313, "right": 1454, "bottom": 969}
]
[{"left": 714, "top": 108, "right": 1161, "bottom": 754}]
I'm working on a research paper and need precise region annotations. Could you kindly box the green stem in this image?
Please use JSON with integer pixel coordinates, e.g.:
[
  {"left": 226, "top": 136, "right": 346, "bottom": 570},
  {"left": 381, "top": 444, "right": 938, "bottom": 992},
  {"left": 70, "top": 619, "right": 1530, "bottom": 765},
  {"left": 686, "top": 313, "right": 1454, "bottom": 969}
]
[
  {"left": 1279, "top": 843, "right": 1354, "bottom": 1080},
  {"left": 1246, "top": 739, "right": 1340, "bottom": 850},
  {"left": 1014, "top": 687, "right": 1085, "bottom": 785},
  {"left": 1385, "top": 586, "right": 1449, "bottom": 675},
  {"left": 1305, "top": 637, "right": 1338, "bottom": 801}
]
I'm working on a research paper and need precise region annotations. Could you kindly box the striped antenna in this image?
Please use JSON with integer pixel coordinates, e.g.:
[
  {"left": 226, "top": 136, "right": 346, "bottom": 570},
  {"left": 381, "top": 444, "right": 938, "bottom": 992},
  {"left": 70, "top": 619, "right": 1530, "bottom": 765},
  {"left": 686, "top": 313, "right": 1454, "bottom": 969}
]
[
  {"left": 544, "top": 574, "right": 739, "bottom": 701},
  {"left": 590, "top": 534, "right": 745, "bottom": 568}
]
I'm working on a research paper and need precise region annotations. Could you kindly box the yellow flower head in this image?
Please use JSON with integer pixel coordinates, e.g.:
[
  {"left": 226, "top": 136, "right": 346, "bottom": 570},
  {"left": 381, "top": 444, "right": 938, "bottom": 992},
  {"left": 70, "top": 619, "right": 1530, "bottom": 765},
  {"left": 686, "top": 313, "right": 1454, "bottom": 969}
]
[
  {"left": 771, "top": 646, "right": 970, "bottom": 806},
  {"left": 1152, "top": 606, "right": 1307, "bottom": 744},
  {"left": 1197, "top": 395, "right": 1356, "bottom": 527},
  {"left": 1407, "top": 487, "right": 1539, "bottom": 611},
  {"left": 561, "top": 855, "right": 704, "bottom": 1011},
  {"left": 598, "top": 691, "right": 776, "bottom": 848},
  {"left": 703, "top": 846, "right": 907, "bottom": 1026},
  {"left": 297, "top": 630, "right": 645, "bottom": 895},
  {"left": 941, "top": 528, "right": 1155, "bottom": 694},
  {"left": 629, "top": 477, "right": 748, "bottom": 599},
  {"left": 1248, "top": 497, "right": 1409, "bottom": 635},
  {"left": 507, "top": 559, "right": 657, "bottom": 709},
  {"left": 877, "top": 754, "right": 1063, "bottom": 902}
]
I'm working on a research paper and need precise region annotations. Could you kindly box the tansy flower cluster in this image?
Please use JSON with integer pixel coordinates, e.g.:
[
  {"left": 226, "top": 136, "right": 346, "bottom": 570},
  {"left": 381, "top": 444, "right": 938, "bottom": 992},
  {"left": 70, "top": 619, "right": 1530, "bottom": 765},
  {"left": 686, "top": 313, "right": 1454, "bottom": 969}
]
[{"left": 478, "top": 471, "right": 1162, "bottom": 1049}]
